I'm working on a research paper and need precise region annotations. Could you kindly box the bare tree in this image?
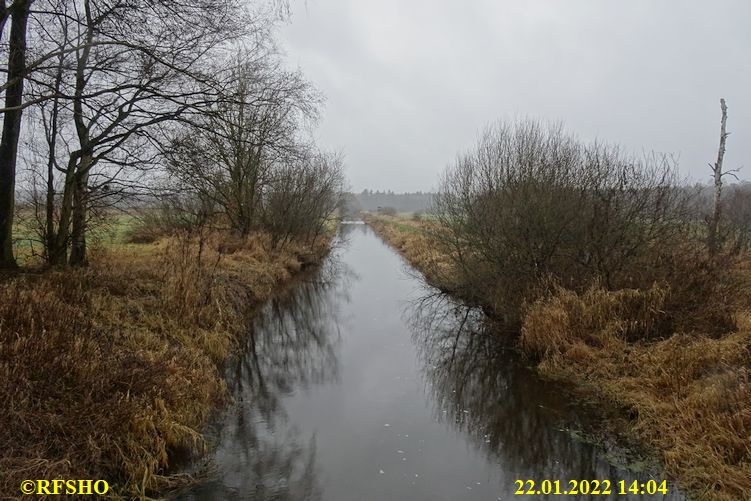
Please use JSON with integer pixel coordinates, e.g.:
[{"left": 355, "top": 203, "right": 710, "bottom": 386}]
[
  {"left": 18, "top": 0, "right": 253, "bottom": 265},
  {"left": 5, "top": 0, "right": 322, "bottom": 268},
  {"left": 2, "top": 0, "right": 294, "bottom": 267},
  {"left": 166, "top": 51, "right": 322, "bottom": 237}
]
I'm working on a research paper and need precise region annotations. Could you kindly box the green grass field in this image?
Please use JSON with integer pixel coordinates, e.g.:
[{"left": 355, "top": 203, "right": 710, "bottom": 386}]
[{"left": 12, "top": 211, "right": 142, "bottom": 266}]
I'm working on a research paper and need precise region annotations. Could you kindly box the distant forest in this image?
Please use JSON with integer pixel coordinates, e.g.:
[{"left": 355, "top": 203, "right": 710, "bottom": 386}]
[
  {"left": 344, "top": 190, "right": 434, "bottom": 216},
  {"left": 344, "top": 182, "right": 751, "bottom": 226}
]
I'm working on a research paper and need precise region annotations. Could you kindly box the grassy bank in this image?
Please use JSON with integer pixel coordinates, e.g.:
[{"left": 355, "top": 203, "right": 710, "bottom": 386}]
[
  {"left": 362, "top": 214, "right": 458, "bottom": 293},
  {"left": 0, "top": 225, "right": 334, "bottom": 499},
  {"left": 366, "top": 213, "right": 751, "bottom": 501}
]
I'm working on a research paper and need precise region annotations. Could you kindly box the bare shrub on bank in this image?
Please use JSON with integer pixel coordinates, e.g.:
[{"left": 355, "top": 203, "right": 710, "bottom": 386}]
[
  {"left": 261, "top": 150, "right": 344, "bottom": 248},
  {"left": 432, "top": 118, "right": 723, "bottom": 328}
]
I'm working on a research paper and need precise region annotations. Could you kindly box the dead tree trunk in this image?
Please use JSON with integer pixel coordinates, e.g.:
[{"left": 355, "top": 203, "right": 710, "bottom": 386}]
[{"left": 708, "top": 98, "right": 729, "bottom": 258}]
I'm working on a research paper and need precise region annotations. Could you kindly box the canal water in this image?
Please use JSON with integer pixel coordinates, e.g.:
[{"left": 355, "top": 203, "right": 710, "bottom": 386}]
[{"left": 177, "top": 223, "right": 685, "bottom": 500}]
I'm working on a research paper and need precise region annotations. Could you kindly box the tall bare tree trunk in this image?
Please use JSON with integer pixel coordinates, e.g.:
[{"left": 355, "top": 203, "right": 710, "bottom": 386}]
[
  {"left": 69, "top": 158, "right": 91, "bottom": 266},
  {"left": 45, "top": 153, "right": 56, "bottom": 263},
  {"left": 708, "top": 98, "right": 729, "bottom": 258},
  {"left": 44, "top": 50, "right": 65, "bottom": 264},
  {"left": 0, "top": 0, "right": 31, "bottom": 268}
]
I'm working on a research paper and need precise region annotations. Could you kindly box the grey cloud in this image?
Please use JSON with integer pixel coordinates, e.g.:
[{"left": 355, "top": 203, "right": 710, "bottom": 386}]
[{"left": 279, "top": 0, "right": 751, "bottom": 192}]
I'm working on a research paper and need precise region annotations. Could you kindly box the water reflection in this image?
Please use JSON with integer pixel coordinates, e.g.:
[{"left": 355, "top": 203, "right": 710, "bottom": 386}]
[
  {"left": 178, "top": 225, "right": 686, "bottom": 501},
  {"left": 178, "top": 251, "right": 352, "bottom": 501},
  {"left": 407, "top": 290, "right": 685, "bottom": 500},
  {"left": 231, "top": 264, "right": 346, "bottom": 421}
]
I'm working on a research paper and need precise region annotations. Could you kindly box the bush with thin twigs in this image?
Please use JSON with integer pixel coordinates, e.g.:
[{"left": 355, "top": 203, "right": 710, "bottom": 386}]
[{"left": 432, "top": 118, "right": 705, "bottom": 326}]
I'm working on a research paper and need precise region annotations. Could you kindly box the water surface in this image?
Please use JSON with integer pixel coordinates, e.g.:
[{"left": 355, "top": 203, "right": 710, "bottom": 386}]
[{"left": 177, "top": 223, "right": 685, "bottom": 500}]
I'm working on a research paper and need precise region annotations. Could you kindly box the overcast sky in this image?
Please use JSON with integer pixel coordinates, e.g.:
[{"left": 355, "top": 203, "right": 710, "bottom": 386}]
[{"left": 278, "top": 0, "right": 751, "bottom": 193}]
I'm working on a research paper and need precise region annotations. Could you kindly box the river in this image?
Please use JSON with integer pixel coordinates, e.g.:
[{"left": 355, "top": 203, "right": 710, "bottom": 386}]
[{"left": 176, "top": 223, "right": 686, "bottom": 500}]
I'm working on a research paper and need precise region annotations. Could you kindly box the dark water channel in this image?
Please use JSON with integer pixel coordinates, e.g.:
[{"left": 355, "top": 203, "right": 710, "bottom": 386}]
[{"left": 177, "top": 223, "right": 686, "bottom": 501}]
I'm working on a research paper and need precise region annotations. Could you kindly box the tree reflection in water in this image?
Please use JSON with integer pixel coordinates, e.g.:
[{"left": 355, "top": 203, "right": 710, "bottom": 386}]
[
  {"left": 179, "top": 250, "right": 353, "bottom": 501},
  {"left": 179, "top": 224, "right": 686, "bottom": 501},
  {"left": 406, "top": 288, "right": 685, "bottom": 500}
]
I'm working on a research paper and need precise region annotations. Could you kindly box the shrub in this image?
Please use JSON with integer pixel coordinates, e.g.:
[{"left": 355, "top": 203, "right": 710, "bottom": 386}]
[{"left": 432, "top": 118, "right": 698, "bottom": 326}]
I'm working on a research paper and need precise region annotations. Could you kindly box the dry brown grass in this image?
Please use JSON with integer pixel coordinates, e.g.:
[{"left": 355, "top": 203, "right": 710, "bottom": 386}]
[
  {"left": 363, "top": 214, "right": 457, "bottom": 291},
  {"left": 519, "top": 284, "right": 670, "bottom": 358},
  {"left": 0, "top": 229, "right": 332, "bottom": 499},
  {"left": 521, "top": 287, "right": 751, "bottom": 501}
]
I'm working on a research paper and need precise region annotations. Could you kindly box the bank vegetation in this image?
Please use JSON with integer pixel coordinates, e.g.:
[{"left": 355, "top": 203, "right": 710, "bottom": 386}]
[
  {"left": 0, "top": 0, "right": 343, "bottom": 498},
  {"left": 366, "top": 116, "right": 750, "bottom": 500}
]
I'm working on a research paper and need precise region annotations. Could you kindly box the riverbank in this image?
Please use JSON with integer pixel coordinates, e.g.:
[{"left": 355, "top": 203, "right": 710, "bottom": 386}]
[
  {"left": 0, "top": 228, "right": 334, "bottom": 499},
  {"left": 365, "top": 213, "right": 751, "bottom": 501}
]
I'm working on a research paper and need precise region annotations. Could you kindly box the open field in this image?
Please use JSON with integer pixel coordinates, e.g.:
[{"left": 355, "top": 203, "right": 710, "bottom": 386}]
[
  {"left": 0, "top": 217, "right": 335, "bottom": 498},
  {"left": 365, "top": 212, "right": 751, "bottom": 501},
  {"left": 12, "top": 211, "right": 145, "bottom": 267}
]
